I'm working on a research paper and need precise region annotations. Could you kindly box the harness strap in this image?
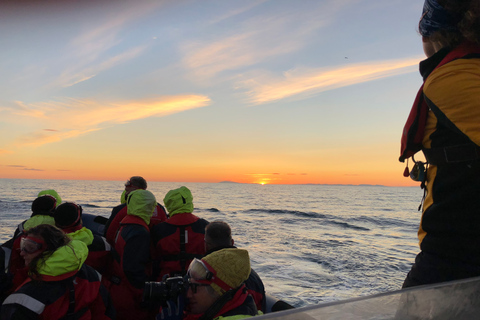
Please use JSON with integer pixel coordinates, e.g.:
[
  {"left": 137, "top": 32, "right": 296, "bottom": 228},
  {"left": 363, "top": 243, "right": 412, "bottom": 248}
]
[
  {"left": 179, "top": 227, "right": 187, "bottom": 273},
  {"left": 423, "top": 144, "right": 480, "bottom": 165},
  {"left": 59, "top": 280, "right": 89, "bottom": 320},
  {"left": 67, "top": 280, "right": 76, "bottom": 315}
]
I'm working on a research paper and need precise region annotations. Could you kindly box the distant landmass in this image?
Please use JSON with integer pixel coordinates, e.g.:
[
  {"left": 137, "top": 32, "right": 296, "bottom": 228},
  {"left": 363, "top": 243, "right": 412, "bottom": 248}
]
[{"left": 218, "top": 181, "right": 387, "bottom": 187}]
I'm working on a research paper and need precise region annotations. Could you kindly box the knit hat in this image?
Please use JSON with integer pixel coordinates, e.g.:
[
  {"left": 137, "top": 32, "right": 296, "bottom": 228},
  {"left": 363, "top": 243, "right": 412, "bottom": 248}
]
[
  {"left": 37, "top": 189, "right": 62, "bottom": 206},
  {"left": 127, "top": 189, "right": 156, "bottom": 225},
  {"left": 163, "top": 186, "right": 194, "bottom": 217},
  {"left": 54, "top": 202, "right": 83, "bottom": 229},
  {"left": 201, "top": 248, "right": 251, "bottom": 295},
  {"left": 31, "top": 195, "right": 57, "bottom": 216}
]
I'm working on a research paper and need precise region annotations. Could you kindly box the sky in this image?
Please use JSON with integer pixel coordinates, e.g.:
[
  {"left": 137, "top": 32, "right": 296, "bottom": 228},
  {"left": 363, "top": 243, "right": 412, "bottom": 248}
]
[{"left": 0, "top": 0, "right": 427, "bottom": 186}]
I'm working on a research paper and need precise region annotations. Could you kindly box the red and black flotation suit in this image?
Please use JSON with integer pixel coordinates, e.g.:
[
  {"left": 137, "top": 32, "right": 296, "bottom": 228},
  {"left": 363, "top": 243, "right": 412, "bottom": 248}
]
[
  {"left": 103, "top": 215, "right": 152, "bottom": 320},
  {"left": 151, "top": 213, "right": 209, "bottom": 280},
  {"left": 104, "top": 203, "right": 167, "bottom": 246},
  {"left": 1, "top": 261, "right": 114, "bottom": 319}
]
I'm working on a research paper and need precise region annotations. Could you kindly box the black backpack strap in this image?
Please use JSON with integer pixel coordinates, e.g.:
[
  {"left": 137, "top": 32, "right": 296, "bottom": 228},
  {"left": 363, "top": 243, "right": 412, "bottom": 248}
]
[{"left": 59, "top": 279, "right": 89, "bottom": 320}]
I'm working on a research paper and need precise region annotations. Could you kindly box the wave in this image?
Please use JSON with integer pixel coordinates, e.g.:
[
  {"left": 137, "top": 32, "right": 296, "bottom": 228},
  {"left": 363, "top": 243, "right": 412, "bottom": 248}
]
[
  {"left": 82, "top": 204, "right": 102, "bottom": 208},
  {"left": 247, "top": 209, "right": 370, "bottom": 231},
  {"left": 245, "top": 208, "right": 328, "bottom": 219}
]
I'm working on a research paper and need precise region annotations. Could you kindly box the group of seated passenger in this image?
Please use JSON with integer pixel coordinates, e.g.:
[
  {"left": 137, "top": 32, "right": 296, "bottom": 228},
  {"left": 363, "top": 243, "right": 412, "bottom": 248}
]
[{"left": 0, "top": 176, "right": 270, "bottom": 320}]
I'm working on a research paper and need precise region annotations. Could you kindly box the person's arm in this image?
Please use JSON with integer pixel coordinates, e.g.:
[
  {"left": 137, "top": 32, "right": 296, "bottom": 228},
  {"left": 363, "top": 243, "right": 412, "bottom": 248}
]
[
  {"left": 122, "top": 227, "right": 150, "bottom": 289},
  {"left": 0, "top": 295, "right": 40, "bottom": 320}
]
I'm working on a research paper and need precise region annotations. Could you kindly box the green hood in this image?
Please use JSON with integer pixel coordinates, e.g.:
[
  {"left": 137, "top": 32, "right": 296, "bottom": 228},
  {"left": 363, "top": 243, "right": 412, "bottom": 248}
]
[
  {"left": 163, "top": 186, "right": 194, "bottom": 217},
  {"left": 68, "top": 227, "right": 94, "bottom": 246},
  {"left": 37, "top": 189, "right": 62, "bottom": 206},
  {"left": 24, "top": 215, "right": 55, "bottom": 231},
  {"left": 120, "top": 190, "right": 127, "bottom": 204},
  {"left": 127, "top": 189, "right": 156, "bottom": 225},
  {"left": 38, "top": 239, "right": 87, "bottom": 277}
]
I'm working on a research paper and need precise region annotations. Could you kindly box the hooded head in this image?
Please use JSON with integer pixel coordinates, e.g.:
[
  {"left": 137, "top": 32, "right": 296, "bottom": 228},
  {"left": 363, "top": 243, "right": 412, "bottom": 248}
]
[
  {"left": 54, "top": 202, "right": 83, "bottom": 230},
  {"left": 190, "top": 248, "right": 250, "bottom": 296},
  {"left": 163, "top": 186, "right": 194, "bottom": 217},
  {"left": 127, "top": 189, "right": 156, "bottom": 225},
  {"left": 37, "top": 189, "right": 62, "bottom": 206},
  {"left": 31, "top": 195, "right": 57, "bottom": 217}
]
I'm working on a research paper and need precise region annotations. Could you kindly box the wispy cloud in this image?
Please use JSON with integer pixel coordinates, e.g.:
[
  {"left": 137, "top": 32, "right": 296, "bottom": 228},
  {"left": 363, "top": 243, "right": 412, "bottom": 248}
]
[
  {"left": 4, "top": 164, "right": 43, "bottom": 171},
  {"left": 6, "top": 95, "right": 210, "bottom": 147},
  {"left": 11, "top": 1, "right": 163, "bottom": 90},
  {"left": 0, "top": 149, "right": 13, "bottom": 155},
  {"left": 207, "top": 1, "right": 267, "bottom": 25},
  {"left": 240, "top": 57, "right": 421, "bottom": 104},
  {"left": 181, "top": 1, "right": 352, "bottom": 81},
  {"left": 58, "top": 45, "right": 148, "bottom": 88}
]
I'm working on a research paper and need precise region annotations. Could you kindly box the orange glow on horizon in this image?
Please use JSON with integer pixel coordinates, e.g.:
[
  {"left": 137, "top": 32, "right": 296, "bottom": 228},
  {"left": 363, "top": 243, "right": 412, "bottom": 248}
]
[{"left": 0, "top": 164, "right": 420, "bottom": 187}]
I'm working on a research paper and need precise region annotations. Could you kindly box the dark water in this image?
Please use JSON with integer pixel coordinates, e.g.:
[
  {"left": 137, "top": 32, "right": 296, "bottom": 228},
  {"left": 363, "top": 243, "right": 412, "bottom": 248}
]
[{"left": 0, "top": 179, "right": 422, "bottom": 307}]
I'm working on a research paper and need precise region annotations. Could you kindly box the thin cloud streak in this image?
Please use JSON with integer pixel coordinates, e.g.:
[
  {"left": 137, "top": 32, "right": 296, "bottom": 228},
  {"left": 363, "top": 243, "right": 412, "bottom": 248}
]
[
  {"left": 242, "top": 57, "right": 422, "bottom": 104},
  {"left": 60, "top": 45, "right": 147, "bottom": 87},
  {"left": 39, "top": 2, "right": 162, "bottom": 90},
  {"left": 9, "top": 95, "right": 210, "bottom": 147}
]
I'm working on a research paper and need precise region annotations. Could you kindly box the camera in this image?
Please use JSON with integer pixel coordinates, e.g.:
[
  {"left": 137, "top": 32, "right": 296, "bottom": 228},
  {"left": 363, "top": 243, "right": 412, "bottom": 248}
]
[{"left": 143, "top": 276, "right": 189, "bottom": 304}]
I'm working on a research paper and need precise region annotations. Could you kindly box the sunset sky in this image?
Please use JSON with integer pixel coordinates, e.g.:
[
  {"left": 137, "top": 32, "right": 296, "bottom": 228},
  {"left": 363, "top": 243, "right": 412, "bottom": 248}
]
[{"left": 0, "top": 0, "right": 426, "bottom": 186}]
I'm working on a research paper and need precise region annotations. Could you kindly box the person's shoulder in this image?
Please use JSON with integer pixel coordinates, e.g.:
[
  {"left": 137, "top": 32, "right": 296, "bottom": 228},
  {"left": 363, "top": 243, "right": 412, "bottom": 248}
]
[
  {"left": 77, "top": 263, "right": 102, "bottom": 281},
  {"left": 426, "top": 58, "right": 480, "bottom": 95}
]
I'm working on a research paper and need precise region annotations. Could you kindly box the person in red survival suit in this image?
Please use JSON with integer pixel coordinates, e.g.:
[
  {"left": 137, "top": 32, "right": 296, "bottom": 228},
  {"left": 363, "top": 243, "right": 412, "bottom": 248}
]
[
  {"left": 151, "top": 186, "right": 209, "bottom": 280},
  {"left": 54, "top": 202, "right": 112, "bottom": 274},
  {"left": 104, "top": 176, "right": 167, "bottom": 245},
  {"left": 0, "top": 224, "right": 115, "bottom": 320},
  {"left": 4, "top": 195, "right": 59, "bottom": 298},
  {"left": 204, "top": 221, "right": 268, "bottom": 313},
  {"left": 102, "top": 189, "right": 157, "bottom": 320}
]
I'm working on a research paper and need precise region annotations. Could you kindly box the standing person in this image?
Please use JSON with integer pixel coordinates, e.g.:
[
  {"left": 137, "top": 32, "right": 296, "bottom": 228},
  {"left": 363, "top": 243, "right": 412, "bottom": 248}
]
[
  {"left": 399, "top": 0, "right": 480, "bottom": 288},
  {"left": 104, "top": 176, "right": 167, "bottom": 245},
  {"left": 204, "top": 221, "right": 267, "bottom": 313},
  {"left": 151, "top": 186, "right": 209, "bottom": 280},
  {"left": 54, "top": 202, "right": 112, "bottom": 274},
  {"left": 0, "top": 224, "right": 115, "bottom": 320},
  {"left": 103, "top": 189, "right": 156, "bottom": 320}
]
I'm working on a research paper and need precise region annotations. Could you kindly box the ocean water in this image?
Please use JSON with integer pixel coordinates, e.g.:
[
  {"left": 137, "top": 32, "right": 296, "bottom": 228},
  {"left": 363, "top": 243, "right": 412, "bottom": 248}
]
[{"left": 0, "top": 179, "right": 422, "bottom": 308}]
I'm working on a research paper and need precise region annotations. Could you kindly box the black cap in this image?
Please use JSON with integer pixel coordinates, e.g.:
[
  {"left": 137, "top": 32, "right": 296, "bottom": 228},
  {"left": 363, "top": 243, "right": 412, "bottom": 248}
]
[
  {"left": 54, "top": 202, "right": 83, "bottom": 229},
  {"left": 31, "top": 195, "right": 57, "bottom": 216}
]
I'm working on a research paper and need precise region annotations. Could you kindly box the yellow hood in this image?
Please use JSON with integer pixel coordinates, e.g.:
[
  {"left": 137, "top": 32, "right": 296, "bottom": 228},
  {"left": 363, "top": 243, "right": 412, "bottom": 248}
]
[
  {"left": 127, "top": 189, "right": 156, "bottom": 225},
  {"left": 38, "top": 239, "right": 88, "bottom": 277},
  {"left": 68, "top": 227, "right": 94, "bottom": 246},
  {"left": 163, "top": 186, "right": 194, "bottom": 217}
]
